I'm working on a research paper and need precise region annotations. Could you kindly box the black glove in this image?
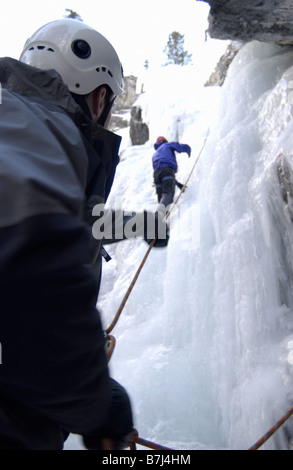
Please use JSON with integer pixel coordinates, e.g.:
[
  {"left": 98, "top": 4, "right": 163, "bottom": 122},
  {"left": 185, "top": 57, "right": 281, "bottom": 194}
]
[
  {"left": 83, "top": 431, "right": 134, "bottom": 450},
  {"left": 82, "top": 378, "right": 134, "bottom": 450},
  {"left": 143, "top": 211, "right": 169, "bottom": 247}
]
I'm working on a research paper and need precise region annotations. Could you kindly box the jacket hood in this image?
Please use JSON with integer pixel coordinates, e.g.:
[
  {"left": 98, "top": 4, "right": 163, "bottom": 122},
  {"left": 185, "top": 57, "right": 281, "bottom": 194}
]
[
  {"left": 0, "top": 57, "right": 121, "bottom": 199},
  {"left": 0, "top": 57, "right": 79, "bottom": 115},
  {"left": 154, "top": 140, "right": 166, "bottom": 150},
  {"left": 0, "top": 58, "right": 121, "bottom": 148}
]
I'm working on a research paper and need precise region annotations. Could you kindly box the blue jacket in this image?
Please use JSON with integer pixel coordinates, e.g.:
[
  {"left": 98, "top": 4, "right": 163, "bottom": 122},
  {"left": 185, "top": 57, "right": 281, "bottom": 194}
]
[{"left": 152, "top": 141, "right": 191, "bottom": 172}]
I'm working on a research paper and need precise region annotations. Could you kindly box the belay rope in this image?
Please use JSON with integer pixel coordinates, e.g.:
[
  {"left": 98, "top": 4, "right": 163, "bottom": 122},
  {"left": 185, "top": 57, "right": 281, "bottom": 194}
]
[
  {"left": 105, "top": 130, "right": 209, "bottom": 340},
  {"left": 103, "top": 132, "right": 209, "bottom": 451},
  {"left": 130, "top": 405, "right": 293, "bottom": 450},
  {"left": 248, "top": 405, "right": 293, "bottom": 450},
  {"left": 104, "top": 129, "right": 293, "bottom": 450}
]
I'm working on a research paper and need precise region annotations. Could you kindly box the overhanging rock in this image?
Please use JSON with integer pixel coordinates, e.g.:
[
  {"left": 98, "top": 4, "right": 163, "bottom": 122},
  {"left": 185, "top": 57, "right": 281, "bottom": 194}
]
[{"left": 199, "top": 0, "right": 293, "bottom": 45}]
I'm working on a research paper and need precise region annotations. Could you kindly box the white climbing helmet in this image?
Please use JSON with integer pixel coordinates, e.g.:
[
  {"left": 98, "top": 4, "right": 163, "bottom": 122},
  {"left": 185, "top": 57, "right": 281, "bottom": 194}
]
[{"left": 20, "top": 18, "right": 124, "bottom": 96}]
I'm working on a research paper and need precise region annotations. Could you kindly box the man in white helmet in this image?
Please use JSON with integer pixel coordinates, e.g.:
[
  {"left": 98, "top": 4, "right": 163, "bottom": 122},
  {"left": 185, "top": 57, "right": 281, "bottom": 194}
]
[{"left": 0, "top": 18, "right": 168, "bottom": 450}]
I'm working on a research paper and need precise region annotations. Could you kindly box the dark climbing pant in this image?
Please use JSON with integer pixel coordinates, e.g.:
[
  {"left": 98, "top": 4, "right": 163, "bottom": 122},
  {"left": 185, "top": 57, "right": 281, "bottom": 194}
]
[
  {"left": 153, "top": 167, "right": 176, "bottom": 208},
  {"left": 0, "top": 378, "right": 133, "bottom": 450}
]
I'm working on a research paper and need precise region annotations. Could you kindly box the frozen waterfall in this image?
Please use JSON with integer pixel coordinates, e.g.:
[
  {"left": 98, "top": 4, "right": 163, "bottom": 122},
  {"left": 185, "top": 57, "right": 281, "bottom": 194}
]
[{"left": 66, "top": 41, "right": 293, "bottom": 450}]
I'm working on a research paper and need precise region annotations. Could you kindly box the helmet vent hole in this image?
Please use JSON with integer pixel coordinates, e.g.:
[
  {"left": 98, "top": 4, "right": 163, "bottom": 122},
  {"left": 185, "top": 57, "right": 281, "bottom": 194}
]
[
  {"left": 96, "top": 67, "right": 113, "bottom": 78},
  {"left": 71, "top": 40, "right": 91, "bottom": 59},
  {"left": 28, "top": 45, "right": 54, "bottom": 53}
]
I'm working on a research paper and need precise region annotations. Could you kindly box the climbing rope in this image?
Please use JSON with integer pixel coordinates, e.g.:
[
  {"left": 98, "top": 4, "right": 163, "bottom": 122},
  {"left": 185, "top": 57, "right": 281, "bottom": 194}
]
[
  {"left": 248, "top": 404, "right": 293, "bottom": 450},
  {"left": 103, "top": 132, "right": 210, "bottom": 452},
  {"left": 170, "top": 129, "right": 209, "bottom": 215},
  {"left": 105, "top": 131, "right": 209, "bottom": 337},
  {"left": 129, "top": 404, "right": 293, "bottom": 451},
  {"left": 103, "top": 129, "right": 293, "bottom": 451},
  {"left": 131, "top": 403, "right": 293, "bottom": 450},
  {"left": 130, "top": 429, "right": 173, "bottom": 450}
]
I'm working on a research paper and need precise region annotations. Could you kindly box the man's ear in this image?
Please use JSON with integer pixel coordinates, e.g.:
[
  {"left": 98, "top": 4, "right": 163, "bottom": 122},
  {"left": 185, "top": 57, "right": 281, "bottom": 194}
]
[{"left": 87, "top": 86, "right": 107, "bottom": 122}]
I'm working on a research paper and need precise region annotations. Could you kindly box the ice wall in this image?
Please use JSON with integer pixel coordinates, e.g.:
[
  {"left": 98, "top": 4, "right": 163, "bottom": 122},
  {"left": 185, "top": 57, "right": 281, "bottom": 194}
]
[{"left": 66, "top": 41, "right": 293, "bottom": 450}]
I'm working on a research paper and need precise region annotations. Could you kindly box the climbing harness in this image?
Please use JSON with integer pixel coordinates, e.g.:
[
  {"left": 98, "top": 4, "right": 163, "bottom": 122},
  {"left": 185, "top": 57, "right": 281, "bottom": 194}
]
[
  {"left": 105, "top": 130, "right": 209, "bottom": 337},
  {"left": 248, "top": 404, "right": 293, "bottom": 450}
]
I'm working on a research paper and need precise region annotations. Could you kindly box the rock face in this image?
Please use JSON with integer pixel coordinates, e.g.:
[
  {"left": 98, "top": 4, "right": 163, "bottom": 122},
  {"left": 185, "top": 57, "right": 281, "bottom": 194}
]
[
  {"left": 110, "top": 75, "right": 138, "bottom": 132},
  {"left": 278, "top": 154, "right": 293, "bottom": 223},
  {"left": 129, "top": 106, "right": 149, "bottom": 145},
  {"left": 115, "top": 75, "right": 138, "bottom": 109},
  {"left": 204, "top": 41, "right": 243, "bottom": 86},
  {"left": 200, "top": 0, "right": 293, "bottom": 45},
  {"left": 110, "top": 75, "right": 150, "bottom": 146}
]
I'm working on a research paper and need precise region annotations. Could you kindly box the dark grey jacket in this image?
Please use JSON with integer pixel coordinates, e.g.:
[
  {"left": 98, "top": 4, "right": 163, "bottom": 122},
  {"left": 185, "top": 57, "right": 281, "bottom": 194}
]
[{"left": 0, "top": 57, "right": 122, "bottom": 444}]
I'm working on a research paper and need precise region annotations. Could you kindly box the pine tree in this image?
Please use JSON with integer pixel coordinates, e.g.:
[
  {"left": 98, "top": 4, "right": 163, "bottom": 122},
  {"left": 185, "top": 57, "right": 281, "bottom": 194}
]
[{"left": 164, "top": 31, "right": 192, "bottom": 66}]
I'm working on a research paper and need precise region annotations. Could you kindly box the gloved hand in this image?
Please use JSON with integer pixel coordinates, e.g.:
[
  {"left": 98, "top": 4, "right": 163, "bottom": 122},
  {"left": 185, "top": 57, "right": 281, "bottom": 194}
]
[
  {"left": 143, "top": 211, "right": 169, "bottom": 247},
  {"left": 84, "top": 430, "right": 135, "bottom": 450},
  {"left": 82, "top": 378, "right": 134, "bottom": 450},
  {"left": 183, "top": 144, "right": 191, "bottom": 157}
]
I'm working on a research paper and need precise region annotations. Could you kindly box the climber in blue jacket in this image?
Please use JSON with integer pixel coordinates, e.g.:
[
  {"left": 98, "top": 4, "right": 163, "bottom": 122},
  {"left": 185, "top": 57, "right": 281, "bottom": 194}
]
[{"left": 152, "top": 136, "right": 191, "bottom": 207}]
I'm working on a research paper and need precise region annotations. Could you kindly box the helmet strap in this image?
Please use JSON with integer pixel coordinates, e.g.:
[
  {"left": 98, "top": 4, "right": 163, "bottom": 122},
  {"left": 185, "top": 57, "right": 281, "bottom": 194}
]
[
  {"left": 71, "top": 92, "right": 92, "bottom": 120},
  {"left": 71, "top": 89, "right": 115, "bottom": 127},
  {"left": 97, "top": 95, "right": 116, "bottom": 127}
]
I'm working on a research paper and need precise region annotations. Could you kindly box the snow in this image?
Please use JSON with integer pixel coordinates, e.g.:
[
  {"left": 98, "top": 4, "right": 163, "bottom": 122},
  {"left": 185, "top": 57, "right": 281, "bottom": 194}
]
[{"left": 65, "top": 40, "right": 293, "bottom": 450}]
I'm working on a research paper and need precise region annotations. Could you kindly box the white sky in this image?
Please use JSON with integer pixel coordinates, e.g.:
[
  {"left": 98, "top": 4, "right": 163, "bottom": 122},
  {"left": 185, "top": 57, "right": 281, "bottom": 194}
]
[{"left": 0, "top": 0, "right": 228, "bottom": 76}]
